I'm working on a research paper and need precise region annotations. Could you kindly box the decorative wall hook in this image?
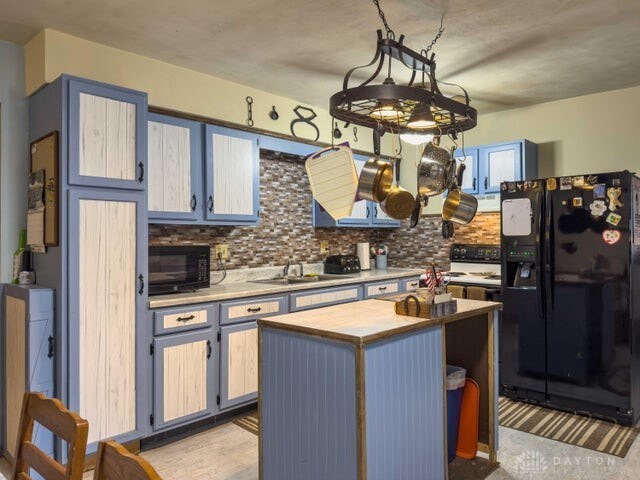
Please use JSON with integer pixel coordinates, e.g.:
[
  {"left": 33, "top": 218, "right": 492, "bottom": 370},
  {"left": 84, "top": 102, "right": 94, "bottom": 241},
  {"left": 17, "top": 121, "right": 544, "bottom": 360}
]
[
  {"left": 333, "top": 122, "right": 342, "bottom": 139},
  {"left": 290, "top": 105, "right": 319, "bottom": 141},
  {"left": 269, "top": 105, "right": 279, "bottom": 120},
  {"left": 245, "top": 96, "right": 254, "bottom": 126}
]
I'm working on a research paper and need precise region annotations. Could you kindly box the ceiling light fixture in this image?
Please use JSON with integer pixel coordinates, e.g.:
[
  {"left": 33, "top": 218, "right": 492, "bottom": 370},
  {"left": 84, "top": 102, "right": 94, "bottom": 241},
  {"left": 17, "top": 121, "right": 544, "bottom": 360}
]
[
  {"left": 329, "top": 0, "right": 477, "bottom": 136},
  {"left": 400, "top": 132, "right": 434, "bottom": 145}
]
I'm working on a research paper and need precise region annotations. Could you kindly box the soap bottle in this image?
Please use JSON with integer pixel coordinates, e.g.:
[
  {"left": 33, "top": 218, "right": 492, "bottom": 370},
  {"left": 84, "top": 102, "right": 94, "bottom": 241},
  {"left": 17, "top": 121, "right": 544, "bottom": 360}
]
[{"left": 12, "top": 229, "right": 27, "bottom": 284}]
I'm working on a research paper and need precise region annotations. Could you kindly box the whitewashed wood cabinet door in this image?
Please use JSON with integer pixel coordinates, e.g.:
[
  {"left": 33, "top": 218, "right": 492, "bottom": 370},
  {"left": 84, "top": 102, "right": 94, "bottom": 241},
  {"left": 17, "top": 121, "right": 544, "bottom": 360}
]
[
  {"left": 68, "top": 78, "right": 147, "bottom": 190},
  {"left": 219, "top": 322, "right": 258, "bottom": 410},
  {"left": 152, "top": 329, "right": 216, "bottom": 431},
  {"left": 68, "top": 188, "right": 146, "bottom": 446},
  {"left": 205, "top": 125, "right": 260, "bottom": 225},
  {"left": 147, "top": 113, "right": 202, "bottom": 221}
]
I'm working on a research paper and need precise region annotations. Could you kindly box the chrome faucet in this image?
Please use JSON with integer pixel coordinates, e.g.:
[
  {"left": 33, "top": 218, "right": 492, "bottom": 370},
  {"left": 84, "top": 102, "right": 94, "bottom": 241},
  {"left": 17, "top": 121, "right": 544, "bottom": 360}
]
[
  {"left": 283, "top": 260, "right": 291, "bottom": 277},
  {"left": 298, "top": 261, "right": 304, "bottom": 277}
]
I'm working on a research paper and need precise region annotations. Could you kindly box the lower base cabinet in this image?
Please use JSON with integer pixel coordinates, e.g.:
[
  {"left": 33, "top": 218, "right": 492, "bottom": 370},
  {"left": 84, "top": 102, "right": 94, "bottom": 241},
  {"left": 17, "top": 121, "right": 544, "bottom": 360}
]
[
  {"left": 152, "top": 329, "right": 217, "bottom": 431},
  {"left": 219, "top": 322, "right": 258, "bottom": 410}
]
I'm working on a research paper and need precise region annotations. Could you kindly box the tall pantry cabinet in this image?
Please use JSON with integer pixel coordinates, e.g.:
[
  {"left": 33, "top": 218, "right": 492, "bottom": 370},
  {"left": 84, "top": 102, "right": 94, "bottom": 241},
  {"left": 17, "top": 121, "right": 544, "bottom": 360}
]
[{"left": 29, "top": 75, "right": 148, "bottom": 455}]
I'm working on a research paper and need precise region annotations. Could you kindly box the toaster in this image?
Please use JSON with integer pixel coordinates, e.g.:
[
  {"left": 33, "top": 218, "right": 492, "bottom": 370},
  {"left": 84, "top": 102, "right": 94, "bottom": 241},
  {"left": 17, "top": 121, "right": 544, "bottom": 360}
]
[{"left": 324, "top": 255, "right": 361, "bottom": 274}]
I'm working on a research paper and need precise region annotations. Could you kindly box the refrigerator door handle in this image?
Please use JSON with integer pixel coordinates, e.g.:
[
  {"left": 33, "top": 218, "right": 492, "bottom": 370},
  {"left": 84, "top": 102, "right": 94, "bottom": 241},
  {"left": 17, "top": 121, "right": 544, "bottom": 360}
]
[
  {"left": 535, "top": 190, "right": 545, "bottom": 321},
  {"left": 544, "top": 190, "right": 554, "bottom": 318}
]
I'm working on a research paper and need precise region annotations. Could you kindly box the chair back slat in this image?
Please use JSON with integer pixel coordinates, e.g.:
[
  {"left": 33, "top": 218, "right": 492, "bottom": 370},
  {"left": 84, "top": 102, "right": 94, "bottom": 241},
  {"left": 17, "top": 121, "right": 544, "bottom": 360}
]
[
  {"left": 21, "top": 442, "right": 66, "bottom": 480},
  {"left": 93, "top": 441, "right": 162, "bottom": 480},
  {"left": 12, "top": 392, "right": 89, "bottom": 480}
]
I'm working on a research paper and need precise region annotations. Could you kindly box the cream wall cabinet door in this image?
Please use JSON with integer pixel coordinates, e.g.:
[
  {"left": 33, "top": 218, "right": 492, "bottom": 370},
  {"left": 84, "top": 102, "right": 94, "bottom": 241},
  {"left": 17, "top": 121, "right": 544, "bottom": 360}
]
[
  {"left": 152, "top": 329, "right": 217, "bottom": 431},
  {"left": 68, "top": 188, "right": 146, "bottom": 446},
  {"left": 219, "top": 321, "right": 258, "bottom": 410},
  {"left": 68, "top": 78, "right": 147, "bottom": 190},
  {"left": 147, "top": 113, "right": 202, "bottom": 221},
  {"left": 205, "top": 125, "right": 260, "bottom": 225}
]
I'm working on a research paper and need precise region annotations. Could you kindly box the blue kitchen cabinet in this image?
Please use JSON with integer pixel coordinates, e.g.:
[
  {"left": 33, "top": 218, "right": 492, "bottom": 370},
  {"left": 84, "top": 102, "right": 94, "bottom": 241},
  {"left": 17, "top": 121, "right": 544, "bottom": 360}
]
[
  {"left": 454, "top": 140, "right": 537, "bottom": 196},
  {"left": 204, "top": 125, "right": 261, "bottom": 225},
  {"left": 152, "top": 328, "right": 218, "bottom": 431},
  {"left": 68, "top": 76, "right": 147, "bottom": 191},
  {"left": 219, "top": 321, "right": 258, "bottom": 410},
  {"left": 147, "top": 113, "right": 203, "bottom": 222},
  {"left": 2, "top": 285, "right": 55, "bottom": 465}
]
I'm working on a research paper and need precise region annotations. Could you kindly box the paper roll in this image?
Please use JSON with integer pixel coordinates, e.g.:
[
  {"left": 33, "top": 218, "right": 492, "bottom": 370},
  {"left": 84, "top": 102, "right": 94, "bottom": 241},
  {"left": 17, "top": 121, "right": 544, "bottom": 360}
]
[{"left": 356, "top": 242, "right": 370, "bottom": 270}]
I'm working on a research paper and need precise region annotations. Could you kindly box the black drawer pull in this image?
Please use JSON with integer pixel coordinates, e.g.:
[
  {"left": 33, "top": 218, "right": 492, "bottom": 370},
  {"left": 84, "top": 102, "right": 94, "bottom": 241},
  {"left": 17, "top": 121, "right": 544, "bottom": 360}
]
[
  {"left": 207, "top": 340, "right": 212, "bottom": 359},
  {"left": 47, "top": 336, "right": 54, "bottom": 359},
  {"left": 378, "top": 286, "right": 387, "bottom": 292},
  {"left": 247, "top": 307, "right": 262, "bottom": 313},
  {"left": 176, "top": 315, "right": 195, "bottom": 323},
  {"left": 191, "top": 194, "right": 197, "bottom": 211},
  {"left": 409, "top": 282, "right": 418, "bottom": 288}
]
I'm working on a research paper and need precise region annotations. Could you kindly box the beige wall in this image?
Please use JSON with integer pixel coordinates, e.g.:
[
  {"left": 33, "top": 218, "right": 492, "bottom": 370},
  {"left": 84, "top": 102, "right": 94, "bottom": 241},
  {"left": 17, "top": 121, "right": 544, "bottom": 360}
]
[{"left": 24, "top": 29, "right": 391, "bottom": 155}]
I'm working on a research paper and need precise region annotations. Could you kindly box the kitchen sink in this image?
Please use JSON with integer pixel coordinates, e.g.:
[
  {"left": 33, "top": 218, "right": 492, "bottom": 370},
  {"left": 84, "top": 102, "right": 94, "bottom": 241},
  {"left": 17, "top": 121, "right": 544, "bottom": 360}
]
[{"left": 250, "top": 274, "right": 355, "bottom": 286}]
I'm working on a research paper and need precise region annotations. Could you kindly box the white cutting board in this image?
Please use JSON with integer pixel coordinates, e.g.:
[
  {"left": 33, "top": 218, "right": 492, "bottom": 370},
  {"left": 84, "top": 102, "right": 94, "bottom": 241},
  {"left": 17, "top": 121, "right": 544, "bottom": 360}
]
[{"left": 306, "top": 146, "right": 358, "bottom": 220}]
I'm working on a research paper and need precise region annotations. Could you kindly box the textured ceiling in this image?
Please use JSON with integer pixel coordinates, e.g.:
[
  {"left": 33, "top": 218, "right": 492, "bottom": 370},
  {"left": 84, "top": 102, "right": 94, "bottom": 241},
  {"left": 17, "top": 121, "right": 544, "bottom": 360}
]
[{"left": 1, "top": 0, "right": 640, "bottom": 113}]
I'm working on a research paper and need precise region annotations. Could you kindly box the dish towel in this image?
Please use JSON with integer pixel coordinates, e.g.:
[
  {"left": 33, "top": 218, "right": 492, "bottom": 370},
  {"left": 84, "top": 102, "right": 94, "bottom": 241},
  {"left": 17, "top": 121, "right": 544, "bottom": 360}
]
[
  {"left": 447, "top": 285, "right": 465, "bottom": 299},
  {"left": 465, "top": 286, "right": 487, "bottom": 301}
]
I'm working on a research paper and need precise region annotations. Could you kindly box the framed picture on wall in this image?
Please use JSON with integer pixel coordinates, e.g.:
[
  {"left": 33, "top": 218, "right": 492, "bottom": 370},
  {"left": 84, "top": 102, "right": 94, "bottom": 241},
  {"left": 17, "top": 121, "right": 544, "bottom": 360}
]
[{"left": 30, "top": 131, "right": 59, "bottom": 247}]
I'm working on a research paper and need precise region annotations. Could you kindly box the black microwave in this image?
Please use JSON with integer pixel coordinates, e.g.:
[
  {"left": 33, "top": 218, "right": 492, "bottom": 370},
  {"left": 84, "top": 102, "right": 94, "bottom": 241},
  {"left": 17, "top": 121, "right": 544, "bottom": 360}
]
[{"left": 148, "top": 245, "right": 210, "bottom": 295}]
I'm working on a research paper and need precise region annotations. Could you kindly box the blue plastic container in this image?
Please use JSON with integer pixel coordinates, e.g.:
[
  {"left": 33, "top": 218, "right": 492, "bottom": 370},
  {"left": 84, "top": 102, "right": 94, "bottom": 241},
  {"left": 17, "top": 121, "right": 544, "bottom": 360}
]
[{"left": 446, "top": 365, "right": 467, "bottom": 462}]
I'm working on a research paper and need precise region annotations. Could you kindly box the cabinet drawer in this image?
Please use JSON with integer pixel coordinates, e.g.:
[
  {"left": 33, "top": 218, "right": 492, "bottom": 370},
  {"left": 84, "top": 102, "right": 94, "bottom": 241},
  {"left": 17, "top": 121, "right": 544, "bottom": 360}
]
[
  {"left": 289, "top": 285, "right": 362, "bottom": 312},
  {"left": 153, "top": 305, "right": 216, "bottom": 335},
  {"left": 364, "top": 280, "right": 400, "bottom": 298},
  {"left": 220, "top": 295, "right": 288, "bottom": 325},
  {"left": 401, "top": 277, "right": 421, "bottom": 293}
]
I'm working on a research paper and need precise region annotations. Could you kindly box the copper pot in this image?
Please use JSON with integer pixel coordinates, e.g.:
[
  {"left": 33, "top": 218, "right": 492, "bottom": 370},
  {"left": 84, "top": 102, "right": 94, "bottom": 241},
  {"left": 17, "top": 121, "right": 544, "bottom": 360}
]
[{"left": 380, "top": 185, "right": 415, "bottom": 220}]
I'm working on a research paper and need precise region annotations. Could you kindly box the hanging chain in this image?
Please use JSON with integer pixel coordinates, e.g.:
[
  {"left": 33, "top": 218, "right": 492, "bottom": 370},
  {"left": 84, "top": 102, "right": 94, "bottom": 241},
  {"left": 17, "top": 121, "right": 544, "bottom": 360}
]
[
  {"left": 372, "top": 0, "right": 395, "bottom": 40},
  {"left": 424, "top": 16, "right": 445, "bottom": 55}
]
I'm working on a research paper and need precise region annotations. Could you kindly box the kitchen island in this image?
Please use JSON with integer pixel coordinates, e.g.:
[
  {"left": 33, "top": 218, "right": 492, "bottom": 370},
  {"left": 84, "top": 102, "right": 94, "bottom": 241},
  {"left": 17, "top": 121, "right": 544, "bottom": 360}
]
[{"left": 258, "top": 298, "right": 501, "bottom": 480}]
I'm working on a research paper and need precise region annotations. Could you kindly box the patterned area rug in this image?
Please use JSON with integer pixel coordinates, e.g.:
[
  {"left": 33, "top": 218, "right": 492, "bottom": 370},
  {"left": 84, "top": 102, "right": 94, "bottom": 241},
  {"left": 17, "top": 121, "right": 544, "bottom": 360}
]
[
  {"left": 233, "top": 413, "right": 259, "bottom": 435},
  {"left": 499, "top": 397, "right": 639, "bottom": 457}
]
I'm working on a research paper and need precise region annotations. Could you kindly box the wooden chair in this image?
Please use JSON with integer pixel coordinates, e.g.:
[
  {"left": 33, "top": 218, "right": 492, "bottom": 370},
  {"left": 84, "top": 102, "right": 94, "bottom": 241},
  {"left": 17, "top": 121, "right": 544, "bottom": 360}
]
[
  {"left": 93, "top": 441, "right": 162, "bottom": 480},
  {"left": 12, "top": 392, "right": 89, "bottom": 480}
]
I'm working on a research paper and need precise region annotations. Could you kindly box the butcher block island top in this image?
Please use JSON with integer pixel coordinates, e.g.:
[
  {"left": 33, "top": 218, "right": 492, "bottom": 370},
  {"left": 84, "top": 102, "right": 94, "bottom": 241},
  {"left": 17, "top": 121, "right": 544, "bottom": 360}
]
[
  {"left": 258, "top": 298, "right": 502, "bottom": 480},
  {"left": 258, "top": 297, "right": 502, "bottom": 345}
]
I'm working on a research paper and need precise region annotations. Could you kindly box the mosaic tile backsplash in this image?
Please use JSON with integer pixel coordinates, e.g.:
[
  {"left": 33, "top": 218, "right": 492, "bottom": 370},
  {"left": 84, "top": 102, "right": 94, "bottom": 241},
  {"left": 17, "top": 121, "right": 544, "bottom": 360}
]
[{"left": 149, "top": 157, "right": 501, "bottom": 271}]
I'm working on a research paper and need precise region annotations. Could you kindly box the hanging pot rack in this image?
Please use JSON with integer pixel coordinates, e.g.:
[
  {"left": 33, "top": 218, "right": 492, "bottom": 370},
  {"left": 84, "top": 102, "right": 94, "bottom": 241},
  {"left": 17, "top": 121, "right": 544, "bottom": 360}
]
[{"left": 329, "top": 30, "right": 477, "bottom": 136}]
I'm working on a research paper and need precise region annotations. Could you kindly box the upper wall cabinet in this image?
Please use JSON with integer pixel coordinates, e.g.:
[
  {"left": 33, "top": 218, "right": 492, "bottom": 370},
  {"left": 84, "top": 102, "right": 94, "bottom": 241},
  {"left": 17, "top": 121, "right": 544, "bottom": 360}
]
[
  {"left": 453, "top": 140, "right": 537, "bottom": 196},
  {"left": 68, "top": 77, "right": 147, "bottom": 190},
  {"left": 205, "top": 125, "right": 260, "bottom": 225},
  {"left": 147, "top": 114, "right": 202, "bottom": 221}
]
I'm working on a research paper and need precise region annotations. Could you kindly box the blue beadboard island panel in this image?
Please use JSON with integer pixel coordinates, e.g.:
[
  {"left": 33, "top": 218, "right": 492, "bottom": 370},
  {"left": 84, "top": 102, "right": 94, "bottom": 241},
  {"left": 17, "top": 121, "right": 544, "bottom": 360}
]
[
  {"left": 364, "top": 327, "right": 445, "bottom": 480},
  {"left": 260, "top": 328, "right": 358, "bottom": 480}
]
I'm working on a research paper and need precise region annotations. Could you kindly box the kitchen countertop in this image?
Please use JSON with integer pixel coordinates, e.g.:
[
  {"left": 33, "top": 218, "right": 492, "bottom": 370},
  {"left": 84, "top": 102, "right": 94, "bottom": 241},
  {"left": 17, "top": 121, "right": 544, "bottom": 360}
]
[
  {"left": 148, "top": 267, "right": 423, "bottom": 309},
  {"left": 258, "top": 298, "right": 502, "bottom": 345}
]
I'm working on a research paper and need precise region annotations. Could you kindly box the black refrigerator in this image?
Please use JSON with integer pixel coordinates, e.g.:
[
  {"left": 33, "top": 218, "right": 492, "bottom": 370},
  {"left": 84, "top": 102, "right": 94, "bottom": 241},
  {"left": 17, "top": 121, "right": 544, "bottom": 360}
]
[{"left": 500, "top": 170, "right": 640, "bottom": 425}]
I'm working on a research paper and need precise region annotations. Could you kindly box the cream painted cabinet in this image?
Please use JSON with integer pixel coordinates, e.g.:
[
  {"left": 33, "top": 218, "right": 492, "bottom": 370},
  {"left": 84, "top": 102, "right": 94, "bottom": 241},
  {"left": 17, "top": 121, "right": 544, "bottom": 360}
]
[
  {"left": 68, "top": 77, "right": 147, "bottom": 190},
  {"left": 68, "top": 188, "right": 146, "bottom": 446},
  {"left": 147, "top": 113, "right": 202, "bottom": 221},
  {"left": 219, "top": 321, "right": 258, "bottom": 410},
  {"left": 205, "top": 125, "right": 260, "bottom": 225},
  {"left": 152, "top": 329, "right": 217, "bottom": 431}
]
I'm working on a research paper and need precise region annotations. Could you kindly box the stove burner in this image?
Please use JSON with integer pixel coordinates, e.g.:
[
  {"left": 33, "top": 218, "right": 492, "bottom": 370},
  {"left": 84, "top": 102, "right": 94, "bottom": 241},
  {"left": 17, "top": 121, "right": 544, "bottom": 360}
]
[
  {"left": 484, "top": 275, "right": 501, "bottom": 280},
  {"left": 446, "top": 272, "right": 467, "bottom": 277}
]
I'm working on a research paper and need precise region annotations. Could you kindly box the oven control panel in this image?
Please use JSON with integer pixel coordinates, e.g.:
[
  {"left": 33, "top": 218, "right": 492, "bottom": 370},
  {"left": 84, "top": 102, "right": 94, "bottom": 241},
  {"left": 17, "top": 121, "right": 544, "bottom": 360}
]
[{"left": 450, "top": 244, "right": 501, "bottom": 263}]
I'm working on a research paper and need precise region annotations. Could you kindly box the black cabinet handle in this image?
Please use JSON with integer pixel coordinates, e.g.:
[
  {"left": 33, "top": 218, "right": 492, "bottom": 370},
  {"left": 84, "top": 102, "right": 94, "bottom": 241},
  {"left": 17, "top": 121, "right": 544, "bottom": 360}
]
[
  {"left": 138, "top": 274, "right": 145, "bottom": 295},
  {"left": 247, "top": 307, "right": 262, "bottom": 313},
  {"left": 410, "top": 282, "right": 418, "bottom": 288},
  {"left": 484, "top": 177, "right": 488, "bottom": 189},
  {"left": 257, "top": 210, "right": 261, "bottom": 218},
  {"left": 366, "top": 206, "right": 370, "bottom": 218},
  {"left": 378, "top": 286, "right": 387, "bottom": 292},
  {"left": 176, "top": 315, "right": 195, "bottom": 323},
  {"left": 472, "top": 178, "right": 477, "bottom": 190},
  {"left": 208, "top": 195, "right": 214, "bottom": 213},
  {"left": 47, "top": 336, "right": 54, "bottom": 359},
  {"left": 374, "top": 206, "right": 378, "bottom": 217},
  {"left": 138, "top": 162, "right": 144, "bottom": 183},
  {"left": 191, "top": 194, "right": 197, "bottom": 211},
  {"left": 207, "top": 340, "right": 212, "bottom": 359}
]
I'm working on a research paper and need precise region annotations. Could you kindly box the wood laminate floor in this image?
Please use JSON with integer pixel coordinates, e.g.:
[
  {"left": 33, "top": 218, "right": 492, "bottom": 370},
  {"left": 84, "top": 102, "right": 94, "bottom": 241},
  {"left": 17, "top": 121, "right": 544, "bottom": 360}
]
[{"left": 1, "top": 423, "right": 640, "bottom": 479}]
